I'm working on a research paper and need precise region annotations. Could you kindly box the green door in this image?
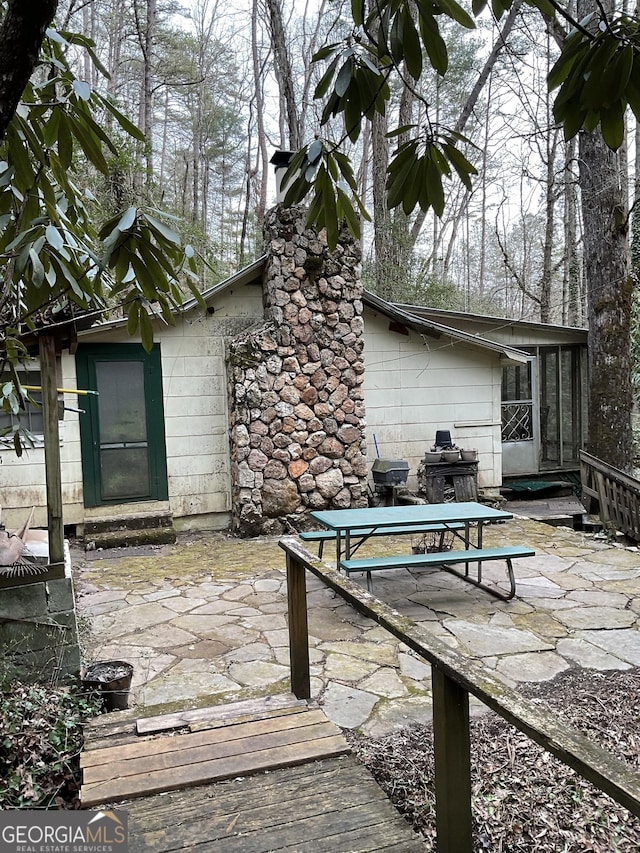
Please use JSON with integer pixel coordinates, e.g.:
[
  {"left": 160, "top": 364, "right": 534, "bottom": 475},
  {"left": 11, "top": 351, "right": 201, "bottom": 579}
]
[{"left": 76, "top": 343, "right": 169, "bottom": 507}]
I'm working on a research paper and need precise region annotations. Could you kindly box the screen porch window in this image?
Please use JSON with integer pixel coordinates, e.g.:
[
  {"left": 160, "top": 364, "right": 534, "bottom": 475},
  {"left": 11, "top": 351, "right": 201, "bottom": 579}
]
[{"left": 501, "top": 361, "right": 533, "bottom": 442}]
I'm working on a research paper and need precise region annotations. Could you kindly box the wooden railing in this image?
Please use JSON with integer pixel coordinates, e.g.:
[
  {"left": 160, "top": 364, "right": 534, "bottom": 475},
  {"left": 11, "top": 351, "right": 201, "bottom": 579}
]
[
  {"left": 580, "top": 450, "right": 640, "bottom": 541},
  {"left": 280, "top": 536, "right": 640, "bottom": 853}
]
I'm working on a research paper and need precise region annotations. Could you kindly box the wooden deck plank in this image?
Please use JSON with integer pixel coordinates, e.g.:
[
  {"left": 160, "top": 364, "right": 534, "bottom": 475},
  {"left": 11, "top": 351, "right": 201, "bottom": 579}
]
[
  {"left": 123, "top": 757, "right": 424, "bottom": 852},
  {"left": 81, "top": 734, "right": 350, "bottom": 807},
  {"left": 128, "top": 772, "right": 388, "bottom": 849},
  {"left": 125, "top": 758, "right": 358, "bottom": 832},
  {"left": 81, "top": 708, "right": 330, "bottom": 770},
  {"left": 188, "top": 703, "right": 308, "bottom": 733},
  {"left": 135, "top": 694, "right": 307, "bottom": 735},
  {"left": 82, "top": 718, "right": 342, "bottom": 784}
]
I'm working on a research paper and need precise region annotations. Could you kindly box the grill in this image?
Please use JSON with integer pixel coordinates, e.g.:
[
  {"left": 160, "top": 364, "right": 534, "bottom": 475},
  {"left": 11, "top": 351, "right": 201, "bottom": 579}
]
[{"left": 371, "top": 459, "right": 409, "bottom": 487}]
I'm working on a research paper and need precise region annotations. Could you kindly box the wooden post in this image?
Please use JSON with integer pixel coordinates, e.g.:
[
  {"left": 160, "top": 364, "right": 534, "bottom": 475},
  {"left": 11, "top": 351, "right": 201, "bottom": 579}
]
[
  {"left": 39, "top": 334, "right": 65, "bottom": 576},
  {"left": 286, "top": 550, "right": 311, "bottom": 699},
  {"left": 432, "top": 666, "right": 473, "bottom": 853}
]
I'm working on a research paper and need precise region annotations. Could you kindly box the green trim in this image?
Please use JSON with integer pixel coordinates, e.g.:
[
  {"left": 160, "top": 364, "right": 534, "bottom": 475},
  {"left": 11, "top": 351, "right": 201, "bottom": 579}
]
[{"left": 75, "top": 343, "right": 169, "bottom": 507}]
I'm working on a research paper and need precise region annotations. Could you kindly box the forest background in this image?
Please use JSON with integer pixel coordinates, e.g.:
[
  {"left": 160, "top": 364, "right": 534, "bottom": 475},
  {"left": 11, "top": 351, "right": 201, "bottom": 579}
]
[{"left": 64, "top": 0, "right": 603, "bottom": 321}]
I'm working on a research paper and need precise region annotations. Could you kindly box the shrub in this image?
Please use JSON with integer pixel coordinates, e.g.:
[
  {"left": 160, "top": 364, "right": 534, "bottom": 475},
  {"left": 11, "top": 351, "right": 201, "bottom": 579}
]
[{"left": 0, "top": 681, "right": 101, "bottom": 808}]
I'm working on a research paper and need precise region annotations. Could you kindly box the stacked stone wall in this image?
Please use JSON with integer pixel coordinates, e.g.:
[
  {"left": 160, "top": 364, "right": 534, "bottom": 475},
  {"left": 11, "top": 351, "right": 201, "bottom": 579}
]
[
  {"left": 228, "top": 205, "right": 369, "bottom": 535},
  {"left": 0, "top": 575, "right": 81, "bottom": 682}
]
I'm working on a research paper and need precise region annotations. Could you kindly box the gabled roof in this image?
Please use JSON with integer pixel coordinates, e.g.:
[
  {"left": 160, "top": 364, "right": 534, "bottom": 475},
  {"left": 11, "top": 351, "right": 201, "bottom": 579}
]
[
  {"left": 77, "top": 254, "right": 529, "bottom": 364},
  {"left": 179, "top": 256, "right": 267, "bottom": 312},
  {"left": 363, "top": 291, "right": 529, "bottom": 364},
  {"left": 396, "top": 304, "right": 588, "bottom": 337}
]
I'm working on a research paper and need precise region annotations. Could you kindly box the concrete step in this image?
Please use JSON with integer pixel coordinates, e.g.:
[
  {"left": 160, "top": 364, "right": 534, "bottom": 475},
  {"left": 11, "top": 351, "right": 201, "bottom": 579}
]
[{"left": 83, "top": 512, "right": 176, "bottom": 550}]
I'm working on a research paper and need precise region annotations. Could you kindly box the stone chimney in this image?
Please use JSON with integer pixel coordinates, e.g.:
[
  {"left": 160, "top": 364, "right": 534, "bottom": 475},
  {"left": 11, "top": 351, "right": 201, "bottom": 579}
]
[{"left": 227, "top": 200, "right": 369, "bottom": 536}]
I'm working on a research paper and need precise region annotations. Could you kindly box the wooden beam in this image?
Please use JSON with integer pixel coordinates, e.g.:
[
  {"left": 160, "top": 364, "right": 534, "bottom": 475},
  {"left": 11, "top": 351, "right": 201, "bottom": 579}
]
[
  {"left": 38, "top": 334, "right": 65, "bottom": 574},
  {"left": 432, "top": 668, "right": 472, "bottom": 852},
  {"left": 286, "top": 550, "right": 311, "bottom": 699}
]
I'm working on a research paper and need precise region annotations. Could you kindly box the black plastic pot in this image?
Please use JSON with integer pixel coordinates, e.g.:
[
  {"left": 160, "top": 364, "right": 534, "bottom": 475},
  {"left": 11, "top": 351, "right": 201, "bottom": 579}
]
[{"left": 82, "top": 660, "right": 133, "bottom": 712}]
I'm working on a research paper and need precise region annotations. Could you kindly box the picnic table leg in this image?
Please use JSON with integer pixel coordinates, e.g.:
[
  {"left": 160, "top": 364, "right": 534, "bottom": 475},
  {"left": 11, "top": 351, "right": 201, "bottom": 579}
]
[{"left": 432, "top": 666, "right": 473, "bottom": 853}]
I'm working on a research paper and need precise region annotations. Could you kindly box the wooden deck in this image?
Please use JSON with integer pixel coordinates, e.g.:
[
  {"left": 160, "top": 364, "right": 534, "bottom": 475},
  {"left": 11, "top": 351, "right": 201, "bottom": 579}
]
[{"left": 80, "top": 694, "right": 425, "bottom": 852}]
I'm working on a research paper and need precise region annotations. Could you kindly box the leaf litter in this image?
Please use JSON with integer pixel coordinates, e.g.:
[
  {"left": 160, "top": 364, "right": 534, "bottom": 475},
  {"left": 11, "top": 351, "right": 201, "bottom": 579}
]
[{"left": 346, "top": 667, "right": 640, "bottom": 851}]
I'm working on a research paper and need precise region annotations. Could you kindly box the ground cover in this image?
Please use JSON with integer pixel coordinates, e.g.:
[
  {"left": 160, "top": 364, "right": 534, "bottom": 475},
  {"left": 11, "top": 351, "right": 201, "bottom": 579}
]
[
  {"left": 0, "top": 681, "right": 100, "bottom": 809},
  {"left": 348, "top": 667, "right": 640, "bottom": 852}
]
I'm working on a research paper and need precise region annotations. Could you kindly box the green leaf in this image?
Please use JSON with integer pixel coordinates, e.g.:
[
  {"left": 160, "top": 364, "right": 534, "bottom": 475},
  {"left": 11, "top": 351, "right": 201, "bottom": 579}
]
[
  {"left": 127, "top": 299, "right": 140, "bottom": 336},
  {"left": 57, "top": 112, "right": 73, "bottom": 169},
  {"left": 401, "top": 156, "right": 424, "bottom": 214},
  {"left": 390, "top": 10, "right": 405, "bottom": 64},
  {"left": 548, "top": 35, "right": 588, "bottom": 90},
  {"left": 344, "top": 92, "right": 362, "bottom": 143},
  {"left": 139, "top": 307, "right": 154, "bottom": 353},
  {"left": 314, "top": 54, "right": 340, "bottom": 100},
  {"left": 318, "top": 168, "right": 339, "bottom": 249},
  {"left": 335, "top": 56, "right": 354, "bottom": 98},
  {"left": 336, "top": 185, "right": 361, "bottom": 239},
  {"left": 101, "top": 98, "right": 145, "bottom": 141},
  {"left": 351, "top": 0, "right": 364, "bottom": 26},
  {"left": 118, "top": 206, "right": 137, "bottom": 233},
  {"left": 434, "top": 0, "right": 476, "bottom": 29},
  {"left": 387, "top": 143, "right": 420, "bottom": 209},
  {"left": 308, "top": 139, "right": 323, "bottom": 163},
  {"left": 312, "top": 42, "right": 341, "bottom": 62},
  {"left": 401, "top": 6, "right": 423, "bottom": 79},
  {"left": 29, "top": 248, "right": 45, "bottom": 287},
  {"left": 600, "top": 103, "right": 625, "bottom": 150},
  {"left": 419, "top": 12, "right": 448, "bottom": 76},
  {"left": 559, "top": 101, "right": 587, "bottom": 140},
  {"left": 67, "top": 114, "right": 109, "bottom": 173},
  {"left": 527, "top": 0, "right": 555, "bottom": 17},
  {"left": 580, "top": 39, "right": 621, "bottom": 110},
  {"left": 143, "top": 212, "right": 181, "bottom": 246},
  {"left": 72, "top": 80, "right": 91, "bottom": 101},
  {"left": 45, "top": 224, "right": 64, "bottom": 251},
  {"left": 442, "top": 143, "right": 477, "bottom": 189},
  {"left": 625, "top": 62, "right": 640, "bottom": 121},
  {"left": 425, "top": 154, "right": 445, "bottom": 216}
]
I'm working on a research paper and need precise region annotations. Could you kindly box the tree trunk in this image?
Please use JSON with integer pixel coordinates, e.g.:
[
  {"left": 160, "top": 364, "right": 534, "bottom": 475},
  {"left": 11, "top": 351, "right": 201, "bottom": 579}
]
[
  {"left": 563, "top": 137, "right": 581, "bottom": 326},
  {"left": 539, "top": 129, "right": 559, "bottom": 323},
  {"left": 0, "top": 0, "right": 58, "bottom": 140},
  {"left": 265, "top": 0, "right": 300, "bottom": 149},
  {"left": 251, "top": 0, "right": 268, "bottom": 225},
  {"left": 579, "top": 128, "right": 633, "bottom": 469}
]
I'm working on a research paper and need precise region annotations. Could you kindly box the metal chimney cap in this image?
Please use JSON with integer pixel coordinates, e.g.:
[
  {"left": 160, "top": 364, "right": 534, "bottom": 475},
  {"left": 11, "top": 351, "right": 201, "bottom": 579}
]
[{"left": 270, "top": 149, "right": 295, "bottom": 167}]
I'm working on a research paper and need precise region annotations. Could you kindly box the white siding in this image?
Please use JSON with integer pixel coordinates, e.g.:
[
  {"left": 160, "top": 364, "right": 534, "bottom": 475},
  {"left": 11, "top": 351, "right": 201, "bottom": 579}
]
[
  {"left": 0, "top": 357, "right": 84, "bottom": 531},
  {"left": 362, "top": 309, "right": 503, "bottom": 491}
]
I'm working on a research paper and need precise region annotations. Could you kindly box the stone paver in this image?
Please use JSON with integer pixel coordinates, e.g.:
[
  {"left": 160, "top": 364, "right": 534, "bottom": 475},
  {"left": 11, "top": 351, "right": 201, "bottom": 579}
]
[{"left": 73, "top": 518, "right": 640, "bottom": 735}]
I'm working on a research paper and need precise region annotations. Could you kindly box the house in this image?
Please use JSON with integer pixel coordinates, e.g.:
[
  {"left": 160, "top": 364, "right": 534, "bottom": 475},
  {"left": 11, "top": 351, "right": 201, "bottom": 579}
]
[
  {"left": 397, "top": 306, "right": 588, "bottom": 478},
  {"left": 0, "top": 204, "right": 586, "bottom": 539}
]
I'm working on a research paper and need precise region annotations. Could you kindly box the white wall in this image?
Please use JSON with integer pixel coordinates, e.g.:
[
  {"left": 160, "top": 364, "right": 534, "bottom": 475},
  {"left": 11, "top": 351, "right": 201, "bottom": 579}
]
[
  {"left": 0, "top": 357, "right": 84, "bottom": 532},
  {"left": 362, "top": 309, "right": 503, "bottom": 491}
]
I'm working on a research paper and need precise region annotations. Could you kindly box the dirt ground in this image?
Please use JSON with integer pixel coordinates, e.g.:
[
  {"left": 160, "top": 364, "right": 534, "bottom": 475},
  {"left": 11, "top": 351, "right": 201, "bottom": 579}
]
[{"left": 348, "top": 667, "right": 640, "bottom": 852}]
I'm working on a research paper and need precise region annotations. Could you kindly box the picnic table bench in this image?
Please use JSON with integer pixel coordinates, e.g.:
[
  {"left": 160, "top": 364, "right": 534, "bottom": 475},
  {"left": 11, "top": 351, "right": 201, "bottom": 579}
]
[{"left": 340, "top": 545, "right": 535, "bottom": 600}]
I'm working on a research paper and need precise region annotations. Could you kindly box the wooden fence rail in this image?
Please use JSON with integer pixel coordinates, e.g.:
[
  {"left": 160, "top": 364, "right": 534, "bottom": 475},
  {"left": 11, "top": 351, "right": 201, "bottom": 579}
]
[
  {"left": 580, "top": 449, "right": 640, "bottom": 541},
  {"left": 280, "top": 536, "right": 640, "bottom": 853}
]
